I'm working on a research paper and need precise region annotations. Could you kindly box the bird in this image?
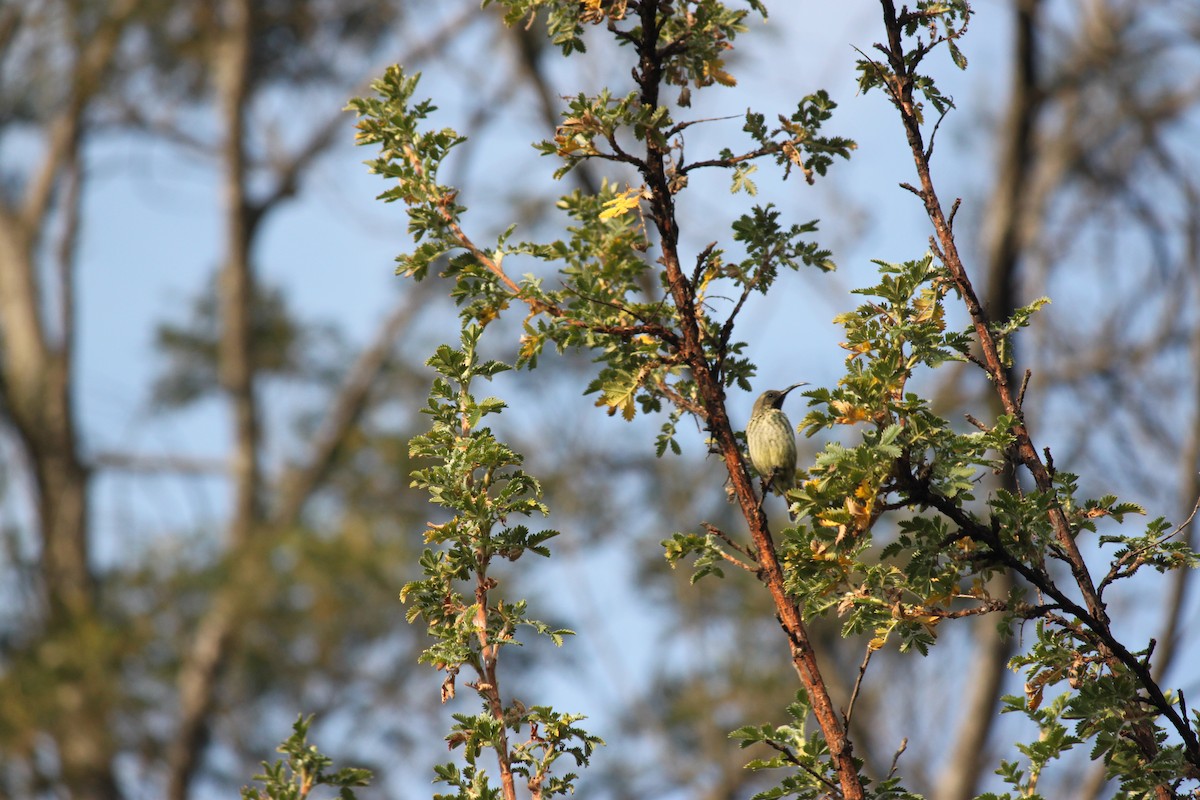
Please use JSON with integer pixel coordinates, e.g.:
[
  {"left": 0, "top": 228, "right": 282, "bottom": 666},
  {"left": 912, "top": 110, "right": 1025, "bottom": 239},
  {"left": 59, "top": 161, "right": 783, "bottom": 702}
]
[{"left": 747, "top": 383, "right": 806, "bottom": 497}]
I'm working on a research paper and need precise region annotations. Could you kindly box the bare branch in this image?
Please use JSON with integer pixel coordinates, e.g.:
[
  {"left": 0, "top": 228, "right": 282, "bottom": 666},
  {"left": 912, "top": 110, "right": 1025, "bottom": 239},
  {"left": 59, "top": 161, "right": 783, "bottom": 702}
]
[
  {"left": 92, "top": 452, "right": 227, "bottom": 475},
  {"left": 273, "top": 293, "right": 428, "bottom": 527},
  {"left": 679, "top": 143, "right": 782, "bottom": 175},
  {"left": 21, "top": 0, "right": 138, "bottom": 231},
  {"left": 843, "top": 646, "right": 873, "bottom": 729},
  {"left": 701, "top": 521, "right": 757, "bottom": 568}
]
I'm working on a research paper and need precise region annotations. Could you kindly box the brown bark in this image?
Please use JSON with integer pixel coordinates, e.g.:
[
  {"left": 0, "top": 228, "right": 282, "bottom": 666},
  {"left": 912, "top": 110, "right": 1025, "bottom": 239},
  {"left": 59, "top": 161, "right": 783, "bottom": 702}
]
[
  {"left": 0, "top": 216, "right": 91, "bottom": 621},
  {"left": 215, "top": 0, "right": 262, "bottom": 548},
  {"left": 0, "top": 0, "right": 137, "bottom": 625}
]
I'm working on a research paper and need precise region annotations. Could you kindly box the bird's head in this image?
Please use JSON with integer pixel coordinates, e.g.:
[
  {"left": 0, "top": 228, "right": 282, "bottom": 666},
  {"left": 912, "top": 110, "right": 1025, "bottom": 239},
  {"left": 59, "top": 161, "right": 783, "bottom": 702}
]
[{"left": 753, "top": 383, "right": 807, "bottom": 414}]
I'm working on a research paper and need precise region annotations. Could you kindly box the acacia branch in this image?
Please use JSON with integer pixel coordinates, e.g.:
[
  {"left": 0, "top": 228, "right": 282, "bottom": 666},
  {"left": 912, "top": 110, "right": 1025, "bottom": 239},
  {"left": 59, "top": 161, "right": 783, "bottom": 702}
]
[
  {"left": 762, "top": 737, "right": 841, "bottom": 792},
  {"left": 626, "top": 2, "right": 865, "bottom": 797},
  {"left": 937, "top": 4, "right": 1041, "bottom": 796},
  {"left": 560, "top": 286, "right": 682, "bottom": 346},
  {"left": 701, "top": 522, "right": 757, "bottom": 568},
  {"left": 896, "top": 461, "right": 1200, "bottom": 768},
  {"left": 652, "top": 376, "right": 706, "bottom": 416},
  {"left": 679, "top": 143, "right": 783, "bottom": 174},
  {"left": 843, "top": 646, "right": 873, "bottom": 730},
  {"left": 1097, "top": 494, "right": 1200, "bottom": 597},
  {"left": 877, "top": 1, "right": 1100, "bottom": 614},
  {"left": 665, "top": 113, "right": 741, "bottom": 139},
  {"left": 472, "top": 569, "right": 519, "bottom": 800},
  {"left": 420, "top": 171, "right": 694, "bottom": 356},
  {"left": 875, "top": 8, "right": 1200, "bottom": 784}
]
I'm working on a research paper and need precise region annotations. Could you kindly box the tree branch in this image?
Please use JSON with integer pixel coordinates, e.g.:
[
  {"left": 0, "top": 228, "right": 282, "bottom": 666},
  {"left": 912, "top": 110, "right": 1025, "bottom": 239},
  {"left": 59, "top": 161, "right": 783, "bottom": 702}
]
[
  {"left": 876, "top": 2, "right": 1200, "bottom": 784},
  {"left": 273, "top": 293, "right": 426, "bottom": 527},
  {"left": 628, "top": 2, "right": 865, "bottom": 797}
]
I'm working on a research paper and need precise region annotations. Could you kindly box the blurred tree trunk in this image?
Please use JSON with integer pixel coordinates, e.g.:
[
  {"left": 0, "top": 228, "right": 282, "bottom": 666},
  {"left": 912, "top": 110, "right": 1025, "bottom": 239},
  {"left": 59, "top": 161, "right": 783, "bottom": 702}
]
[
  {"left": 0, "top": 1, "right": 450, "bottom": 796},
  {"left": 166, "top": 1, "right": 258, "bottom": 797},
  {"left": 0, "top": 216, "right": 91, "bottom": 622},
  {"left": 215, "top": 0, "right": 263, "bottom": 546},
  {"left": 0, "top": 3, "right": 139, "bottom": 798}
]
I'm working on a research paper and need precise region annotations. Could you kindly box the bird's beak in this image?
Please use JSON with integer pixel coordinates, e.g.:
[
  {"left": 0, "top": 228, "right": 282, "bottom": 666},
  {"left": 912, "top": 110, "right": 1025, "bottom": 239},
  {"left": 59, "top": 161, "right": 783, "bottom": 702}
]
[{"left": 780, "top": 382, "right": 808, "bottom": 398}]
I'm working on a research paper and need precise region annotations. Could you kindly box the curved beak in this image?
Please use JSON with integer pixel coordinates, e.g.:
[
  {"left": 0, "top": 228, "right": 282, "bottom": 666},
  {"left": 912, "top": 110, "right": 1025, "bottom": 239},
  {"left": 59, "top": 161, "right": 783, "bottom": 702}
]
[{"left": 780, "top": 382, "right": 808, "bottom": 399}]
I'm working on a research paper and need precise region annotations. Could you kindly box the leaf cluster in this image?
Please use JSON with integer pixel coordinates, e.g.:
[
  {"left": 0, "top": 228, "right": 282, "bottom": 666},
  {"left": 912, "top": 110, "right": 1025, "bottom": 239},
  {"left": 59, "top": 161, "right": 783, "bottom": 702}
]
[
  {"left": 781, "top": 252, "right": 1200, "bottom": 786},
  {"left": 759, "top": 257, "right": 1016, "bottom": 653},
  {"left": 856, "top": 0, "right": 971, "bottom": 123},
  {"left": 348, "top": 68, "right": 470, "bottom": 283},
  {"left": 350, "top": 58, "right": 849, "bottom": 443},
  {"left": 664, "top": 233, "right": 1200, "bottom": 790},
  {"left": 436, "top": 705, "right": 603, "bottom": 800},
  {"left": 732, "top": 694, "right": 919, "bottom": 800},
  {"left": 402, "top": 326, "right": 567, "bottom": 673},
  {"left": 486, "top": 0, "right": 767, "bottom": 87},
  {"left": 241, "top": 715, "right": 372, "bottom": 800},
  {"left": 399, "top": 325, "right": 594, "bottom": 799}
]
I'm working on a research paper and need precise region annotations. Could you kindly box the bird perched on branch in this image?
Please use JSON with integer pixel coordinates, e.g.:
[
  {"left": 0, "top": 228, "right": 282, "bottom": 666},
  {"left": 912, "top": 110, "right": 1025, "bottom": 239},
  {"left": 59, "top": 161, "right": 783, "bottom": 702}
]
[{"left": 747, "top": 383, "right": 805, "bottom": 497}]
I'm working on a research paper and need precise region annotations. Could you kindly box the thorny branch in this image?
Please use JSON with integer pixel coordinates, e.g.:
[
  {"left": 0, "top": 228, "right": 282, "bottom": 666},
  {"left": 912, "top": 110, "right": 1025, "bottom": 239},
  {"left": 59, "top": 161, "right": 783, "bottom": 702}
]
[
  {"left": 875, "top": 1, "right": 1200, "bottom": 788},
  {"left": 620, "top": 2, "right": 866, "bottom": 797}
]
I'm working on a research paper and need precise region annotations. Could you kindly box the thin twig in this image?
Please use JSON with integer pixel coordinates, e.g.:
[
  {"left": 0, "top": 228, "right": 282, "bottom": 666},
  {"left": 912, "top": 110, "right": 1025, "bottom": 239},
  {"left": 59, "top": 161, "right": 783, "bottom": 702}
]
[
  {"left": 691, "top": 241, "right": 718, "bottom": 287},
  {"left": 1097, "top": 492, "right": 1200, "bottom": 595},
  {"left": 887, "top": 738, "right": 909, "bottom": 779},
  {"left": 924, "top": 102, "right": 952, "bottom": 162},
  {"left": 964, "top": 413, "right": 989, "bottom": 432},
  {"left": 843, "top": 646, "right": 873, "bottom": 729},
  {"left": 1017, "top": 368, "right": 1032, "bottom": 409},
  {"left": 702, "top": 522, "right": 755, "bottom": 562},
  {"left": 679, "top": 143, "right": 782, "bottom": 175},
  {"left": 666, "top": 113, "right": 742, "bottom": 138},
  {"left": 762, "top": 741, "right": 841, "bottom": 793}
]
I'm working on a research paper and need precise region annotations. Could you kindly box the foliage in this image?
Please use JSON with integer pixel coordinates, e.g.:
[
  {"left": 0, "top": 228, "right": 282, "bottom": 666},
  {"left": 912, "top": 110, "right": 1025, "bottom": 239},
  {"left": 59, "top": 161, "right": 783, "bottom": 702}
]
[
  {"left": 399, "top": 325, "right": 601, "bottom": 799},
  {"left": 241, "top": 715, "right": 372, "bottom": 800},
  {"left": 350, "top": 0, "right": 1200, "bottom": 798},
  {"left": 732, "top": 694, "right": 921, "bottom": 800}
]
